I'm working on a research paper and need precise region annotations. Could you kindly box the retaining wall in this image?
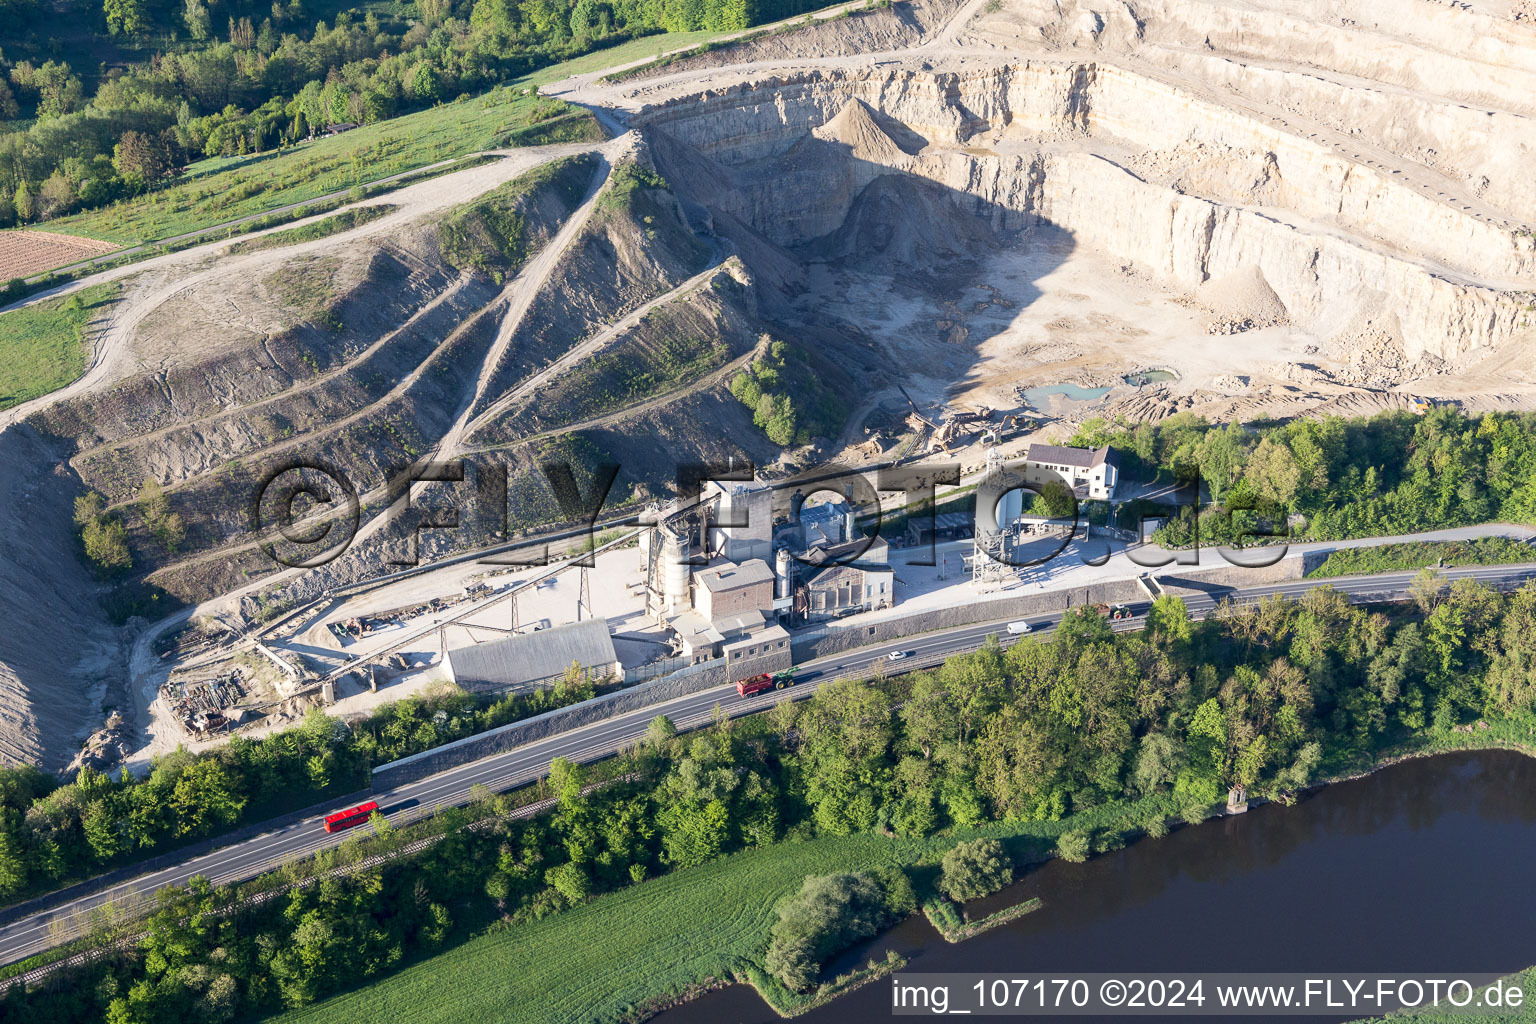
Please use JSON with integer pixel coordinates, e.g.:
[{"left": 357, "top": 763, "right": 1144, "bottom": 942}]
[
  {"left": 373, "top": 558, "right": 1308, "bottom": 789},
  {"left": 791, "top": 578, "right": 1149, "bottom": 660},
  {"left": 371, "top": 661, "right": 730, "bottom": 789}
]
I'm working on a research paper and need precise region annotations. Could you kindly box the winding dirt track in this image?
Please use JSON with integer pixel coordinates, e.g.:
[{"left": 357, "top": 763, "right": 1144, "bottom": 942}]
[{"left": 0, "top": 144, "right": 608, "bottom": 432}]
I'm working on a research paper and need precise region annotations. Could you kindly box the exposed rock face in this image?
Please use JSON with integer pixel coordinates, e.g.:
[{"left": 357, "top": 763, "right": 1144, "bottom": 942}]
[
  {"left": 7, "top": 0, "right": 1536, "bottom": 770},
  {"left": 633, "top": 56, "right": 1535, "bottom": 365}
]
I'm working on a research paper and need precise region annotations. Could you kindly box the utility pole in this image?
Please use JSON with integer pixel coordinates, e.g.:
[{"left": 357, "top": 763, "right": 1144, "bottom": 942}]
[{"left": 577, "top": 566, "right": 591, "bottom": 621}]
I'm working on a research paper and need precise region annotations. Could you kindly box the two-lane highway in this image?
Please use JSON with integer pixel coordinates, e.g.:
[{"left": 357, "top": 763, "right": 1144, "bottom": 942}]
[{"left": 3, "top": 562, "right": 1534, "bottom": 967}]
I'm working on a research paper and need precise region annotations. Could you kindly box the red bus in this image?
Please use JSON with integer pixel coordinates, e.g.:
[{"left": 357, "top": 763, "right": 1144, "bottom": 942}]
[{"left": 323, "top": 800, "right": 380, "bottom": 833}]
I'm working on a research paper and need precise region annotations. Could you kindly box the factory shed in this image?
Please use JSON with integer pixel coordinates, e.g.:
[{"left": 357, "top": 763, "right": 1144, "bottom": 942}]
[{"left": 443, "top": 618, "right": 620, "bottom": 693}]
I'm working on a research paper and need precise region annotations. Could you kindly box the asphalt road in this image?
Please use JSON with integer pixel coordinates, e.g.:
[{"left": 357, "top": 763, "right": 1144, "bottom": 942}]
[{"left": 4, "top": 562, "right": 1534, "bottom": 966}]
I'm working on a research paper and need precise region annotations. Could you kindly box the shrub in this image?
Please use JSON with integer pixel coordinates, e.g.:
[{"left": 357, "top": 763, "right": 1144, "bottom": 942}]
[
  {"left": 940, "top": 838, "right": 1013, "bottom": 901},
  {"left": 764, "top": 872, "right": 900, "bottom": 992},
  {"left": 1056, "top": 830, "right": 1091, "bottom": 863}
]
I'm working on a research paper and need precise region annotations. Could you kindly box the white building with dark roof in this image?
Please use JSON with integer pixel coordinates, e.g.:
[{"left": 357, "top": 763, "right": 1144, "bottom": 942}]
[{"left": 1023, "top": 443, "right": 1119, "bottom": 501}]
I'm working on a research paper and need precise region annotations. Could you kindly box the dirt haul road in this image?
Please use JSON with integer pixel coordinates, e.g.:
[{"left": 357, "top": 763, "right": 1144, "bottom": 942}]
[{"left": 7, "top": 0, "right": 1536, "bottom": 772}]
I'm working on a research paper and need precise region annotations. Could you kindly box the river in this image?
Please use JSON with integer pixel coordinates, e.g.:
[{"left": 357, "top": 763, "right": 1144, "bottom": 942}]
[{"left": 651, "top": 750, "right": 1536, "bottom": 1023}]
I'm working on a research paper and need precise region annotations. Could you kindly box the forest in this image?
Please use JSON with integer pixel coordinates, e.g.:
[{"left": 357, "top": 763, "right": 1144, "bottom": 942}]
[
  {"left": 0, "top": 665, "right": 596, "bottom": 908},
  {"left": 1068, "top": 407, "right": 1536, "bottom": 547},
  {"left": 0, "top": 0, "right": 825, "bottom": 231},
  {"left": 6, "top": 576, "right": 1536, "bottom": 1022}
]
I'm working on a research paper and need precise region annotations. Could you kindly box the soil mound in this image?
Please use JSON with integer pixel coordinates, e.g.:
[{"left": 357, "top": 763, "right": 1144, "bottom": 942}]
[
  {"left": 1197, "top": 264, "right": 1289, "bottom": 333},
  {"left": 803, "top": 173, "right": 1002, "bottom": 269},
  {"left": 812, "top": 99, "right": 916, "bottom": 164}
]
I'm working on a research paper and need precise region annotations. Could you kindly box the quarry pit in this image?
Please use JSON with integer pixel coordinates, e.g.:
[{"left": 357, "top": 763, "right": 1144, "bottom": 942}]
[{"left": 3, "top": 0, "right": 1536, "bottom": 769}]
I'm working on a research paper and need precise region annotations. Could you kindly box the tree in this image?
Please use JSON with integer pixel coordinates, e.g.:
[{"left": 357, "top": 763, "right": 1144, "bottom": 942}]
[
  {"left": 406, "top": 62, "right": 439, "bottom": 103},
  {"left": 767, "top": 696, "right": 798, "bottom": 741},
  {"left": 1029, "top": 479, "right": 1076, "bottom": 519},
  {"left": 1246, "top": 436, "right": 1302, "bottom": 506},
  {"left": 36, "top": 171, "right": 75, "bottom": 218},
  {"left": 12, "top": 182, "right": 33, "bottom": 223},
  {"left": 82, "top": 516, "right": 132, "bottom": 571},
  {"left": 168, "top": 760, "right": 245, "bottom": 837},
  {"left": 139, "top": 477, "right": 186, "bottom": 552},
  {"left": 114, "top": 131, "right": 174, "bottom": 183},
  {"left": 82, "top": 801, "right": 121, "bottom": 861},
  {"left": 548, "top": 757, "right": 585, "bottom": 810},
  {"left": 1409, "top": 567, "right": 1445, "bottom": 616},
  {"left": 544, "top": 861, "right": 589, "bottom": 903},
  {"left": 1197, "top": 423, "right": 1248, "bottom": 502},
  {"left": 0, "top": 821, "right": 26, "bottom": 898},
  {"left": 644, "top": 714, "right": 677, "bottom": 748},
  {"left": 940, "top": 838, "right": 1012, "bottom": 901},
  {"left": 1056, "top": 829, "right": 1091, "bottom": 862},
  {"left": 765, "top": 873, "right": 893, "bottom": 991},
  {"left": 1131, "top": 732, "right": 1180, "bottom": 795},
  {"left": 1180, "top": 697, "right": 1229, "bottom": 798},
  {"left": 103, "top": 0, "right": 148, "bottom": 35},
  {"left": 1146, "top": 594, "right": 1191, "bottom": 647},
  {"left": 20, "top": 61, "right": 84, "bottom": 119},
  {"left": 183, "top": 0, "right": 211, "bottom": 40},
  {"left": 657, "top": 798, "right": 728, "bottom": 867},
  {"left": 555, "top": 660, "right": 592, "bottom": 700}
]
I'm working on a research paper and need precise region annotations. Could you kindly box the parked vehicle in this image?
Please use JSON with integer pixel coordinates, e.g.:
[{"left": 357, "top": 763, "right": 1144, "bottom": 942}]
[
  {"left": 1007, "top": 620, "right": 1033, "bottom": 634},
  {"left": 323, "top": 800, "right": 380, "bottom": 833}
]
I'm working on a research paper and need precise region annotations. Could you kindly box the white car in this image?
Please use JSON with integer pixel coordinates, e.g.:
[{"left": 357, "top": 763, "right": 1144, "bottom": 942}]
[{"left": 886, "top": 650, "right": 909, "bottom": 661}]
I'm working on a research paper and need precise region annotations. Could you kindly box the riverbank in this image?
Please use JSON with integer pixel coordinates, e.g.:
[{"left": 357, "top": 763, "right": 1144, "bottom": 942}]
[
  {"left": 1360, "top": 969, "right": 1536, "bottom": 1022},
  {"left": 658, "top": 746, "right": 1536, "bottom": 1024},
  {"left": 263, "top": 732, "right": 1536, "bottom": 1024},
  {"left": 269, "top": 791, "right": 1183, "bottom": 1024},
  {"left": 643, "top": 733, "right": 1536, "bottom": 1024}
]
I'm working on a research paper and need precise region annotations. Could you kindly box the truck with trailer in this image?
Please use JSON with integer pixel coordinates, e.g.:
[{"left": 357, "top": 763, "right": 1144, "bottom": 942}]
[{"left": 737, "top": 669, "right": 798, "bottom": 697}]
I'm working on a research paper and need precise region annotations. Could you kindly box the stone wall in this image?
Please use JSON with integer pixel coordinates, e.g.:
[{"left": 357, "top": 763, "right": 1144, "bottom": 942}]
[
  {"left": 375, "top": 559, "right": 1308, "bottom": 789},
  {"left": 791, "top": 577, "right": 1149, "bottom": 660},
  {"left": 371, "top": 661, "right": 729, "bottom": 790}
]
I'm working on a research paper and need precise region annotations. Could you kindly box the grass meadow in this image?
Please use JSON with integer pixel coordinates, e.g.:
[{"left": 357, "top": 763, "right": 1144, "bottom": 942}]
[
  {"left": 39, "top": 23, "right": 757, "bottom": 249},
  {"left": 269, "top": 798, "right": 1173, "bottom": 1024},
  {"left": 0, "top": 283, "right": 118, "bottom": 411}
]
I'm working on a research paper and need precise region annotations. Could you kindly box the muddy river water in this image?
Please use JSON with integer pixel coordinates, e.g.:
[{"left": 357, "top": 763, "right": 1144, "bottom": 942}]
[{"left": 650, "top": 750, "right": 1536, "bottom": 1023}]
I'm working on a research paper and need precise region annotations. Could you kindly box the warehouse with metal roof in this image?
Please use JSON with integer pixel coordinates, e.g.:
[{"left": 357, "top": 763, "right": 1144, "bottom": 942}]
[{"left": 442, "top": 618, "right": 621, "bottom": 693}]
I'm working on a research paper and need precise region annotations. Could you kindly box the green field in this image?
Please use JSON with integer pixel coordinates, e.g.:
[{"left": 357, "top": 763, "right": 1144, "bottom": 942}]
[
  {"left": 227, "top": 205, "right": 397, "bottom": 255},
  {"left": 269, "top": 799, "right": 1163, "bottom": 1024},
  {"left": 522, "top": 29, "right": 730, "bottom": 86},
  {"left": 42, "top": 92, "right": 602, "bottom": 247},
  {"left": 36, "top": 25, "right": 753, "bottom": 250},
  {"left": 0, "top": 283, "right": 118, "bottom": 411},
  {"left": 1357, "top": 969, "right": 1536, "bottom": 1022}
]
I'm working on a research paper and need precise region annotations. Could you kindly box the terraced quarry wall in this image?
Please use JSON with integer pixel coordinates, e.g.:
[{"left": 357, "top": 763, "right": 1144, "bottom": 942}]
[
  {"left": 5, "top": 0, "right": 1536, "bottom": 772},
  {"left": 634, "top": 60, "right": 1533, "bottom": 365}
]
